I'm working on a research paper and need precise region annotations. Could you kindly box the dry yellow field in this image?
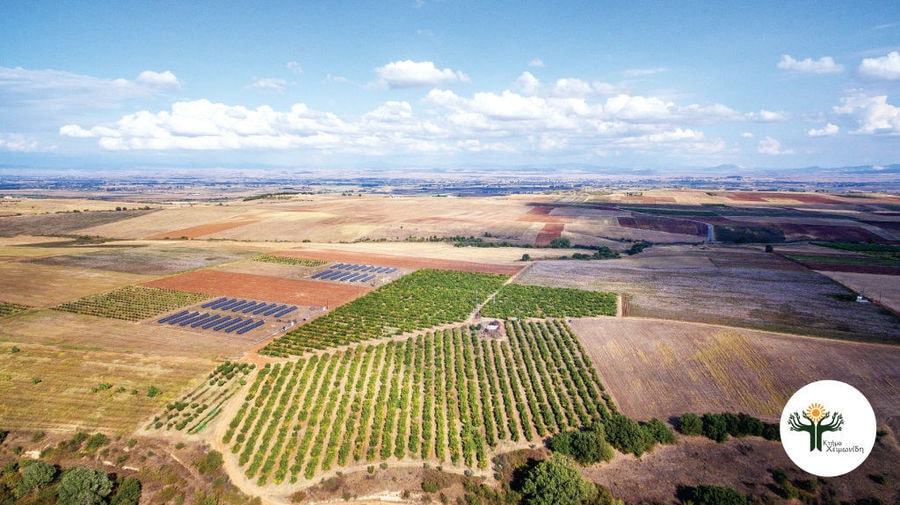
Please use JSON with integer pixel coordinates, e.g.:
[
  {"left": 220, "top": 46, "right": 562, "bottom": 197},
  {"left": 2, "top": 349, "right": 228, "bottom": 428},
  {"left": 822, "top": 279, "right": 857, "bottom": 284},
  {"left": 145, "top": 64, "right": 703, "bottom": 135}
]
[
  {"left": 0, "top": 342, "right": 215, "bottom": 433},
  {"left": 0, "top": 309, "right": 252, "bottom": 360},
  {"left": 0, "top": 262, "right": 150, "bottom": 307},
  {"left": 571, "top": 317, "right": 900, "bottom": 422}
]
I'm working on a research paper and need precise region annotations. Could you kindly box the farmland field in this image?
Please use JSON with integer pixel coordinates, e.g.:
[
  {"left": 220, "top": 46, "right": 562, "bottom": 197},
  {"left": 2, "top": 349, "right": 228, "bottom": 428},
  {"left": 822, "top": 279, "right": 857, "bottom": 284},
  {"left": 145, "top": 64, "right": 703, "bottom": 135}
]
[
  {"left": 480, "top": 284, "right": 617, "bottom": 319},
  {"left": 144, "top": 269, "right": 372, "bottom": 307},
  {"left": 571, "top": 317, "right": 900, "bottom": 421},
  {"left": 0, "top": 309, "right": 252, "bottom": 359},
  {"left": 54, "top": 285, "right": 209, "bottom": 321},
  {"left": 262, "top": 269, "right": 507, "bottom": 355},
  {"left": 0, "top": 342, "right": 215, "bottom": 432},
  {"left": 31, "top": 245, "right": 251, "bottom": 275},
  {"left": 0, "top": 262, "right": 150, "bottom": 307},
  {"left": 214, "top": 319, "right": 612, "bottom": 484},
  {"left": 519, "top": 246, "right": 900, "bottom": 343}
]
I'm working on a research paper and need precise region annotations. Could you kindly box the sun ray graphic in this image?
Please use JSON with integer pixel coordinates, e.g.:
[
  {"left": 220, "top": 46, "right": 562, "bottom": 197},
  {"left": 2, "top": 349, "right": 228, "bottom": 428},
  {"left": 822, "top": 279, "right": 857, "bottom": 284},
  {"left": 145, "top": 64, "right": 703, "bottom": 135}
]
[{"left": 805, "top": 402, "right": 826, "bottom": 423}]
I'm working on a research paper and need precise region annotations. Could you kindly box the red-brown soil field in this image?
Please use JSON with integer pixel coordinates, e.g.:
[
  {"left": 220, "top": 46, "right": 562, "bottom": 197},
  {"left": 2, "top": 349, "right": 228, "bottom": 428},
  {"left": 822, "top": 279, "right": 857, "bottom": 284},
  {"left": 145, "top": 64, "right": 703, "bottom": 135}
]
[
  {"left": 534, "top": 222, "right": 565, "bottom": 246},
  {"left": 146, "top": 219, "right": 258, "bottom": 239},
  {"left": 144, "top": 270, "right": 370, "bottom": 306}
]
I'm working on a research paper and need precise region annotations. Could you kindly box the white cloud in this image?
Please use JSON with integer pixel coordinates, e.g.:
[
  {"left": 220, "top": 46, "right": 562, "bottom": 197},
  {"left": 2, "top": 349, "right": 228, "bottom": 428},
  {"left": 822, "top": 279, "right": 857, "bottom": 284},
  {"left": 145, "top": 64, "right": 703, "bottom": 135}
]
[
  {"left": 623, "top": 67, "right": 668, "bottom": 78},
  {"left": 528, "top": 58, "right": 544, "bottom": 68},
  {"left": 515, "top": 72, "right": 541, "bottom": 95},
  {"left": 808, "top": 123, "right": 839, "bottom": 137},
  {"left": 758, "top": 136, "right": 792, "bottom": 155},
  {"left": 604, "top": 94, "right": 673, "bottom": 120},
  {"left": 374, "top": 60, "right": 469, "bottom": 89},
  {"left": 550, "top": 78, "right": 594, "bottom": 98},
  {"left": 136, "top": 70, "right": 181, "bottom": 88},
  {"left": 834, "top": 93, "right": 900, "bottom": 134},
  {"left": 286, "top": 61, "right": 303, "bottom": 74},
  {"left": 777, "top": 54, "right": 844, "bottom": 74},
  {"left": 741, "top": 132, "right": 754, "bottom": 138},
  {"left": 250, "top": 78, "right": 287, "bottom": 93},
  {"left": 0, "top": 133, "right": 40, "bottom": 152},
  {"left": 326, "top": 74, "right": 348, "bottom": 84},
  {"left": 859, "top": 51, "right": 900, "bottom": 80},
  {"left": 746, "top": 109, "right": 787, "bottom": 122}
]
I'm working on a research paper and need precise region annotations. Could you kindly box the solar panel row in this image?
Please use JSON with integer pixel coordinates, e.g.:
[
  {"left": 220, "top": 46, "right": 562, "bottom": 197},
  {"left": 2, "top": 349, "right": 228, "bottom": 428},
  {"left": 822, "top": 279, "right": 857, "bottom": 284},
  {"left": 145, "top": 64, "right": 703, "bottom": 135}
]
[
  {"left": 158, "top": 295, "right": 301, "bottom": 335},
  {"left": 311, "top": 264, "right": 395, "bottom": 283}
]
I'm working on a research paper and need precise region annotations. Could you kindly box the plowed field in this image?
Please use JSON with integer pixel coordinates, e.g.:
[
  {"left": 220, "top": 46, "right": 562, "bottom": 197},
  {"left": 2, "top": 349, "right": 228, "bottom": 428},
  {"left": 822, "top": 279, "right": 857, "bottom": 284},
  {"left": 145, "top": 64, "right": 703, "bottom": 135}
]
[
  {"left": 275, "top": 249, "right": 525, "bottom": 275},
  {"left": 144, "top": 270, "right": 370, "bottom": 307}
]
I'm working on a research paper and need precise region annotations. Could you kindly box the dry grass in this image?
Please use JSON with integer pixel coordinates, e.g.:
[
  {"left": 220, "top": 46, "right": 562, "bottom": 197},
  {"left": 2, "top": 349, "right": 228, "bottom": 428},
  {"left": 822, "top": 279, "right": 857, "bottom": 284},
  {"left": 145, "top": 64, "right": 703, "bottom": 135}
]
[
  {"left": 0, "top": 262, "right": 150, "bottom": 307},
  {"left": 0, "top": 309, "right": 252, "bottom": 359},
  {"left": 0, "top": 342, "right": 215, "bottom": 432},
  {"left": 571, "top": 317, "right": 900, "bottom": 422},
  {"left": 31, "top": 244, "right": 250, "bottom": 275}
]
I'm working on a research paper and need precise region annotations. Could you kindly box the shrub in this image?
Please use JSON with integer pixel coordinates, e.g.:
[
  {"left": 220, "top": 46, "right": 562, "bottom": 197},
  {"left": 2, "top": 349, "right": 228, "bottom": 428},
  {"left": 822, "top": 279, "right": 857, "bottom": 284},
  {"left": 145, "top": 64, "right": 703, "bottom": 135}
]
[
  {"left": 642, "top": 418, "right": 676, "bottom": 445},
  {"left": 701, "top": 413, "right": 729, "bottom": 442},
  {"left": 521, "top": 454, "right": 593, "bottom": 505},
  {"left": 547, "top": 424, "right": 614, "bottom": 464},
  {"left": 110, "top": 477, "right": 141, "bottom": 505},
  {"left": 689, "top": 484, "right": 749, "bottom": 505},
  {"left": 195, "top": 450, "right": 224, "bottom": 475},
  {"left": 16, "top": 460, "right": 56, "bottom": 497},
  {"left": 604, "top": 414, "right": 652, "bottom": 456},
  {"left": 677, "top": 413, "right": 703, "bottom": 436},
  {"left": 57, "top": 466, "right": 112, "bottom": 505}
]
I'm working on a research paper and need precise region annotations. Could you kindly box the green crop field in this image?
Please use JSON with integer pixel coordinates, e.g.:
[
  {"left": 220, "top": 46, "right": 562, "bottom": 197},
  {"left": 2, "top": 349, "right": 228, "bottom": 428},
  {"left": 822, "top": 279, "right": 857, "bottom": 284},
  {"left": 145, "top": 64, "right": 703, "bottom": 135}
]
[
  {"left": 54, "top": 285, "right": 209, "bottom": 321},
  {"left": 480, "top": 284, "right": 617, "bottom": 319},
  {"left": 253, "top": 255, "right": 329, "bottom": 267},
  {"left": 219, "top": 319, "right": 612, "bottom": 484},
  {"left": 262, "top": 269, "right": 508, "bottom": 355}
]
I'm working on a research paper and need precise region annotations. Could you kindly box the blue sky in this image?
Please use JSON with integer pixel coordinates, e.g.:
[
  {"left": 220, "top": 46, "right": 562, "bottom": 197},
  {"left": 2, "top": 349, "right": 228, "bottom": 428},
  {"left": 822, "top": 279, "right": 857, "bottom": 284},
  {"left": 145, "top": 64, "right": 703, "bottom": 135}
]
[{"left": 1, "top": 1, "right": 899, "bottom": 173}]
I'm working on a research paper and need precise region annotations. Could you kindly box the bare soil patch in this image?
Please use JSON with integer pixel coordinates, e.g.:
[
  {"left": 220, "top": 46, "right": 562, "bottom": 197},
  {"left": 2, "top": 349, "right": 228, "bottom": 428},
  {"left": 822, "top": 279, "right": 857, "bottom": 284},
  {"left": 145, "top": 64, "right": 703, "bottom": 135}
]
[
  {"left": 616, "top": 215, "right": 707, "bottom": 236},
  {"left": 30, "top": 245, "right": 250, "bottom": 275},
  {"left": 534, "top": 223, "right": 565, "bottom": 246},
  {"left": 570, "top": 317, "right": 900, "bottom": 421},
  {"left": 0, "top": 209, "right": 155, "bottom": 237},
  {"left": 519, "top": 245, "right": 900, "bottom": 342},
  {"left": 275, "top": 248, "right": 525, "bottom": 275},
  {"left": 145, "top": 269, "right": 371, "bottom": 307},
  {"left": 0, "top": 262, "right": 149, "bottom": 307},
  {"left": 146, "top": 219, "right": 258, "bottom": 239}
]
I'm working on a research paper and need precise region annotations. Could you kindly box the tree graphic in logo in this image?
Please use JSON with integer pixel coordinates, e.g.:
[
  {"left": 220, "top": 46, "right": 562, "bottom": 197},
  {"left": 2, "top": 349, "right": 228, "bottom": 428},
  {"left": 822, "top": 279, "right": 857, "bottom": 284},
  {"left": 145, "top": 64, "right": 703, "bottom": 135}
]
[{"left": 788, "top": 402, "right": 844, "bottom": 451}]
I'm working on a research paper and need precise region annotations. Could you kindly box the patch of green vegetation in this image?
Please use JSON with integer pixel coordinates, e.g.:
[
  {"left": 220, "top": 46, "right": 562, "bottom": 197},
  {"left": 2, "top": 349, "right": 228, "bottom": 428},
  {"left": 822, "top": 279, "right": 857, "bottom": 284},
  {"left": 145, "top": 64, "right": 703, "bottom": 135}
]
[
  {"left": 481, "top": 284, "right": 617, "bottom": 319},
  {"left": 811, "top": 241, "right": 900, "bottom": 261},
  {"left": 676, "top": 412, "right": 779, "bottom": 442},
  {"left": 242, "top": 191, "right": 301, "bottom": 201},
  {"left": 786, "top": 254, "right": 898, "bottom": 266},
  {"left": 253, "top": 254, "right": 327, "bottom": 267},
  {"left": 0, "top": 302, "right": 29, "bottom": 318},
  {"left": 54, "top": 286, "right": 209, "bottom": 321},
  {"left": 263, "top": 269, "right": 508, "bottom": 355}
]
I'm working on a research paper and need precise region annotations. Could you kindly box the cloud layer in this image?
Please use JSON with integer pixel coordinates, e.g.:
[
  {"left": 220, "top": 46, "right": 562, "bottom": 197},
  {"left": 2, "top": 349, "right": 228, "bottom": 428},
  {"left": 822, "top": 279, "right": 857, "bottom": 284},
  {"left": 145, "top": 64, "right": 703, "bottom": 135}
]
[{"left": 777, "top": 55, "right": 844, "bottom": 74}]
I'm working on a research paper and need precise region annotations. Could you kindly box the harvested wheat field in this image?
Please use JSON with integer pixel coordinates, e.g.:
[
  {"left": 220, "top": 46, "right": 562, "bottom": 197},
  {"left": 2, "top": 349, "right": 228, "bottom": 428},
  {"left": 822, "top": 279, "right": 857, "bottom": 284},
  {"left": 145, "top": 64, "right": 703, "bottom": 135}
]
[
  {"left": 0, "top": 309, "right": 252, "bottom": 360},
  {"left": 145, "top": 269, "right": 371, "bottom": 307},
  {"left": 819, "top": 270, "right": 900, "bottom": 314},
  {"left": 0, "top": 262, "right": 150, "bottom": 307},
  {"left": 0, "top": 342, "right": 216, "bottom": 432},
  {"left": 571, "top": 317, "right": 900, "bottom": 422}
]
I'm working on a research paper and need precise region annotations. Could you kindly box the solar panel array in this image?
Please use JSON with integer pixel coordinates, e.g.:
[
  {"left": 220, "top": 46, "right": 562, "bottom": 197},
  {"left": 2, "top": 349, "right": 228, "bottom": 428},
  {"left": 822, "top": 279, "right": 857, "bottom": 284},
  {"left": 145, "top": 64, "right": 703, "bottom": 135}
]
[
  {"left": 157, "top": 297, "right": 297, "bottom": 335},
  {"left": 311, "top": 263, "right": 397, "bottom": 284}
]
